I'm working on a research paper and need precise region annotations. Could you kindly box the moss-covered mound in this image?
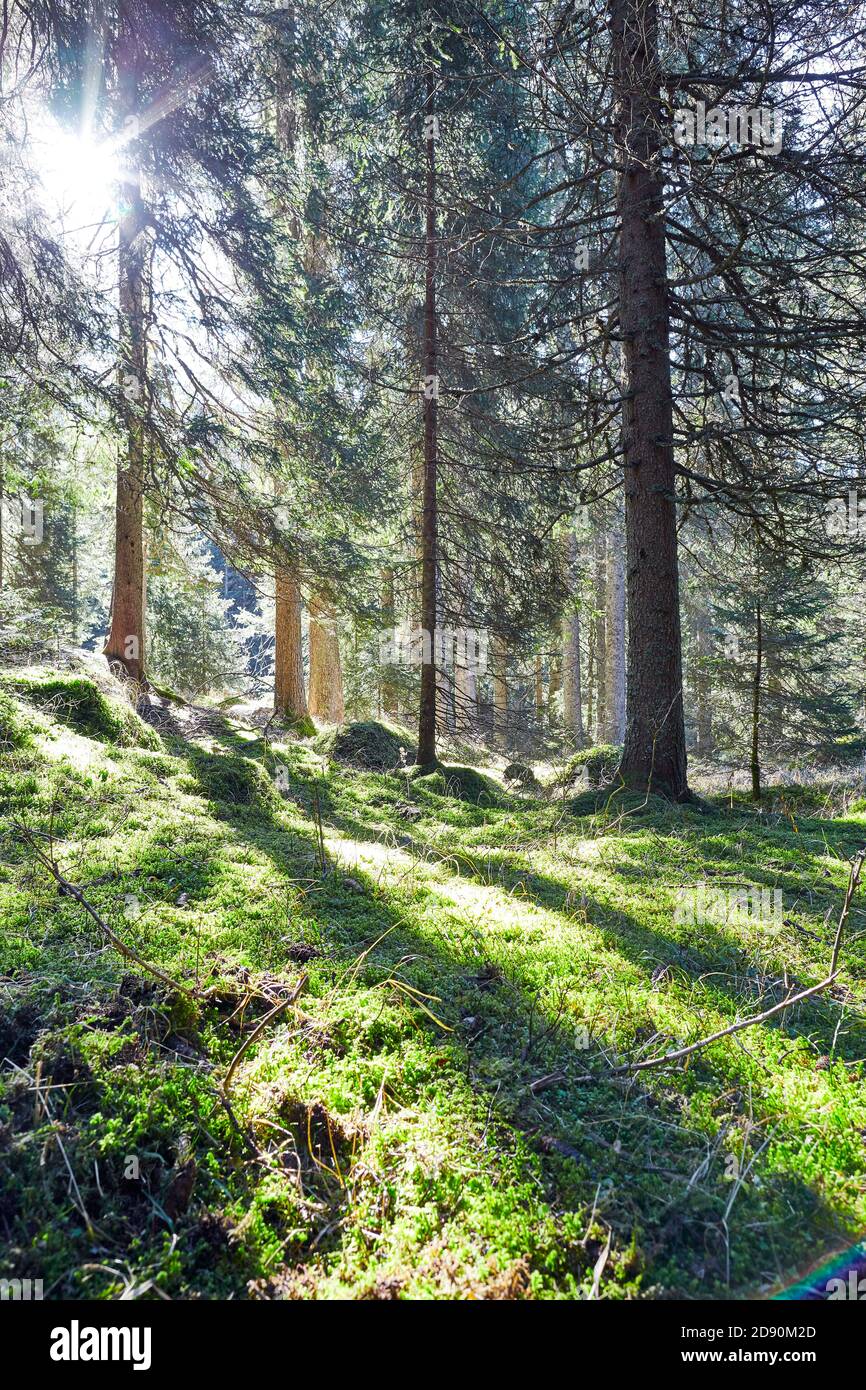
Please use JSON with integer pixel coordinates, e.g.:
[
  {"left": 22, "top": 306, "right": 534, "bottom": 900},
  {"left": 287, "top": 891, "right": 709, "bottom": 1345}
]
[
  {"left": 503, "top": 760, "right": 541, "bottom": 792},
  {"left": 323, "top": 719, "right": 415, "bottom": 771},
  {"left": 413, "top": 762, "right": 504, "bottom": 805},
  {"left": 0, "top": 690, "right": 33, "bottom": 752},
  {"left": 186, "top": 749, "right": 279, "bottom": 813},
  {"left": 2, "top": 673, "right": 159, "bottom": 750},
  {"left": 559, "top": 742, "right": 623, "bottom": 789}
]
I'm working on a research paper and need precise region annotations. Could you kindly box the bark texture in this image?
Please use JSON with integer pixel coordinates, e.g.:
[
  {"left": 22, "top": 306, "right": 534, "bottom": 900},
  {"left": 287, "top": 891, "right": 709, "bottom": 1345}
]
[
  {"left": 308, "top": 595, "right": 344, "bottom": 723},
  {"left": 593, "top": 528, "right": 607, "bottom": 741},
  {"left": 611, "top": 0, "right": 688, "bottom": 797},
  {"left": 604, "top": 521, "right": 626, "bottom": 743},
  {"left": 274, "top": 566, "right": 308, "bottom": 719}
]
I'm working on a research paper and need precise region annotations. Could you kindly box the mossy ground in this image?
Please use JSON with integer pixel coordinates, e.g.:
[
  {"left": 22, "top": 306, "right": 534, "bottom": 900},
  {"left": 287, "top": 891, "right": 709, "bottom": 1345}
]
[{"left": 1, "top": 678, "right": 865, "bottom": 1300}]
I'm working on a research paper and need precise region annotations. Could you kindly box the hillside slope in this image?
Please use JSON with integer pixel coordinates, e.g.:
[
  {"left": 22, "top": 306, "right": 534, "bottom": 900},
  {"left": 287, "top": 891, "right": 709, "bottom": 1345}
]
[{"left": 1, "top": 671, "right": 865, "bottom": 1299}]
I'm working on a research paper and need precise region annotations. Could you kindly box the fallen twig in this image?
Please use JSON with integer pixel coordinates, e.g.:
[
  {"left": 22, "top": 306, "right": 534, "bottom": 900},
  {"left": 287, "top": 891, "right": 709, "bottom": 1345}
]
[
  {"left": 16, "top": 825, "right": 198, "bottom": 998},
  {"left": 610, "top": 849, "right": 866, "bottom": 1076},
  {"left": 222, "top": 974, "right": 307, "bottom": 1093}
]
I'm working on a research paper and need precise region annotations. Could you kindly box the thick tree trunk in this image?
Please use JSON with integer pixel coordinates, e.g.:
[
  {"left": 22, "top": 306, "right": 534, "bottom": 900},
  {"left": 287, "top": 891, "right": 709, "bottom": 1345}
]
[
  {"left": 751, "top": 599, "right": 763, "bottom": 801},
  {"left": 308, "top": 594, "right": 344, "bottom": 723},
  {"left": 274, "top": 566, "right": 307, "bottom": 718},
  {"left": 604, "top": 521, "right": 626, "bottom": 742},
  {"left": 104, "top": 29, "right": 148, "bottom": 686},
  {"left": 562, "top": 532, "right": 585, "bottom": 745},
  {"left": 611, "top": 0, "right": 688, "bottom": 797},
  {"left": 417, "top": 70, "right": 439, "bottom": 767}
]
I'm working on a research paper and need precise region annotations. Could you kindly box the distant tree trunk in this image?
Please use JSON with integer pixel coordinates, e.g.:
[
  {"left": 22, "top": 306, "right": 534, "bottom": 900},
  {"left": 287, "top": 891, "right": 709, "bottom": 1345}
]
[
  {"left": 71, "top": 503, "right": 78, "bottom": 645},
  {"left": 605, "top": 522, "right": 626, "bottom": 742},
  {"left": 380, "top": 567, "right": 399, "bottom": 718},
  {"left": 274, "top": 567, "right": 307, "bottom": 719},
  {"left": 272, "top": 21, "right": 308, "bottom": 723},
  {"left": 695, "top": 608, "right": 714, "bottom": 754},
  {"left": 548, "top": 652, "right": 562, "bottom": 724},
  {"left": 612, "top": 0, "right": 688, "bottom": 798},
  {"left": 308, "top": 595, "right": 344, "bottom": 723},
  {"left": 534, "top": 655, "right": 544, "bottom": 720},
  {"left": 454, "top": 640, "right": 478, "bottom": 734},
  {"left": 751, "top": 598, "right": 763, "bottom": 801},
  {"left": 492, "top": 634, "right": 509, "bottom": 748},
  {"left": 585, "top": 612, "right": 594, "bottom": 734},
  {"left": 562, "top": 534, "right": 585, "bottom": 745},
  {"left": 453, "top": 563, "right": 478, "bottom": 734},
  {"left": 417, "top": 69, "right": 439, "bottom": 767},
  {"left": 104, "top": 21, "right": 148, "bottom": 686},
  {"left": 593, "top": 528, "right": 607, "bottom": 742}
]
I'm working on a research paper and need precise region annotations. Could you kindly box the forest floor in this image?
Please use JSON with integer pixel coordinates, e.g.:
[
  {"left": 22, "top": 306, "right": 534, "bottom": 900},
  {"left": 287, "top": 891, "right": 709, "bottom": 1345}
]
[{"left": 2, "top": 667, "right": 866, "bottom": 1300}]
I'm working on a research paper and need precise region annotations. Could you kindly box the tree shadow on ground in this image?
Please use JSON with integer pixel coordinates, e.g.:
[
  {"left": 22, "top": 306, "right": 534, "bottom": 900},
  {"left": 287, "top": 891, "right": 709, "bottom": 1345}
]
[{"left": 166, "top": 739, "right": 866, "bottom": 1298}]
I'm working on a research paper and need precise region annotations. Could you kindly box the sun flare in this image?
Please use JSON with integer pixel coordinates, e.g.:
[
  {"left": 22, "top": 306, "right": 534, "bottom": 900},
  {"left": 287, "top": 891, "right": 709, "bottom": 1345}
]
[{"left": 33, "top": 121, "right": 124, "bottom": 219}]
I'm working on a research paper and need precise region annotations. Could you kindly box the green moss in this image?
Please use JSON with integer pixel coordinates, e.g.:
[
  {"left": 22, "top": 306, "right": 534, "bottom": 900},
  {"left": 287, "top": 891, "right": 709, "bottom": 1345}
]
[
  {"left": 558, "top": 742, "right": 623, "bottom": 788},
  {"left": 0, "top": 690, "right": 33, "bottom": 751},
  {"left": 503, "top": 761, "right": 541, "bottom": 791},
  {"left": 320, "top": 719, "right": 415, "bottom": 770},
  {"left": 2, "top": 690, "right": 866, "bottom": 1300},
  {"left": 187, "top": 748, "right": 279, "bottom": 812},
  {"left": 2, "top": 674, "right": 159, "bottom": 750}
]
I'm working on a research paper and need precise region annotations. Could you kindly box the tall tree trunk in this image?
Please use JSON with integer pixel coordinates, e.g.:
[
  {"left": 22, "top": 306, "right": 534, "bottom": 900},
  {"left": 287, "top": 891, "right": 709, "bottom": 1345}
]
[
  {"left": 562, "top": 533, "right": 585, "bottom": 745},
  {"left": 104, "top": 22, "right": 148, "bottom": 685},
  {"left": 302, "top": 198, "right": 344, "bottom": 720},
  {"left": 274, "top": 567, "right": 307, "bottom": 718},
  {"left": 593, "top": 528, "right": 607, "bottom": 741},
  {"left": 308, "top": 595, "right": 344, "bottom": 723},
  {"left": 272, "top": 8, "right": 309, "bottom": 722},
  {"left": 751, "top": 598, "right": 763, "bottom": 801},
  {"left": 417, "top": 70, "right": 439, "bottom": 767},
  {"left": 534, "top": 655, "right": 544, "bottom": 720},
  {"left": 611, "top": 0, "right": 688, "bottom": 797},
  {"left": 604, "top": 520, "right": 626, "bottom": 742}
]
